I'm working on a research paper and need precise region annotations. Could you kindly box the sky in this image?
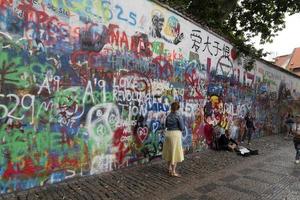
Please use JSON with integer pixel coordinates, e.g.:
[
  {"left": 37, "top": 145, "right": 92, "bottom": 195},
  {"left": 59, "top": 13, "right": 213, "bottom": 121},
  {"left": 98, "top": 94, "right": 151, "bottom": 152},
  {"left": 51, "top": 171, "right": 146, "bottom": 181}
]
[{"left": 252, "top": 13, "right": 300, "bottom": 61}]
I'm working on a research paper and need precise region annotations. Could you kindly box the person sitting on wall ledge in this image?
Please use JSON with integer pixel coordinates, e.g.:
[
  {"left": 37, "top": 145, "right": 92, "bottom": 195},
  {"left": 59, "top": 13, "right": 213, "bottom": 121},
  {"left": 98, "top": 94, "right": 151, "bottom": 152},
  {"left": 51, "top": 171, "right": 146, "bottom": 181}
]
[
  {"left": 218, "top": 130, "right": 238, "bottom": 152},
  {"left": 218, "top": 129, "right": 259, "bottom": 156}
]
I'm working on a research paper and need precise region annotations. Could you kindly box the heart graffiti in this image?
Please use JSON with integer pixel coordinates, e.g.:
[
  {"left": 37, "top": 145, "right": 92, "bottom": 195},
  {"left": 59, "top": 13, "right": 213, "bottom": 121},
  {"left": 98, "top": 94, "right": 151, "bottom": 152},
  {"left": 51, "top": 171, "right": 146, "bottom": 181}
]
[{"left": 137, "top": 127, "right": 148, "bottom": 143}]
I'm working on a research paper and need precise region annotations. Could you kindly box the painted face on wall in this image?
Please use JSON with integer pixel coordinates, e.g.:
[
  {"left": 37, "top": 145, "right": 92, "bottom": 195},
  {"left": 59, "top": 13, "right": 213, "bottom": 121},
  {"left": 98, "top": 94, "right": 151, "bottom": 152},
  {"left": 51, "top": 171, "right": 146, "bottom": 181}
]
[
  {"left": 150, "top": 11, "right": 165, "bottom": 38},
  {"left": 156, "top": 18, "right": 164, "bottom": 32}
]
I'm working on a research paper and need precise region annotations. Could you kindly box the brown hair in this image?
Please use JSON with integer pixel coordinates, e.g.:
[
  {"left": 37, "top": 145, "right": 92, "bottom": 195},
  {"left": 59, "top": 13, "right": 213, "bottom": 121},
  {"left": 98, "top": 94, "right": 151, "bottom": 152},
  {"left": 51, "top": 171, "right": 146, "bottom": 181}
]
[
  {"left": 170, "top": 101, "right": 180, "bottom": 112},
  {"left": 225, "top": 129, "right": 229, "bottom": 135}
]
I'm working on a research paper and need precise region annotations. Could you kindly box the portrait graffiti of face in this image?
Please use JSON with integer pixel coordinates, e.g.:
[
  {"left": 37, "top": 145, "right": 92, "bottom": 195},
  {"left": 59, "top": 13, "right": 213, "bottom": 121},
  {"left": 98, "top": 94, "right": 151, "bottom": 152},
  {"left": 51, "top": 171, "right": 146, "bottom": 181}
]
[
  {"left": 149, "top": 10, "right": 184, "bottom": 44},
  {"left": 150, "top": 11, "right": 165, "bottom": 38}
]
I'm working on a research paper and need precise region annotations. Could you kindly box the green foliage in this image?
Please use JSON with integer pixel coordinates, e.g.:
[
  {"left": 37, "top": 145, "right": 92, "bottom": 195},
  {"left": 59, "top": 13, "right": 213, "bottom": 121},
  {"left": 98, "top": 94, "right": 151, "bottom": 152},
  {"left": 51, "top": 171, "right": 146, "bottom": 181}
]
[
  {"left": 158, "top": 0, "right": 300, "bottom": 60},
  {"left": 243, "top": 57, "right": 256, "bottom": 71}
]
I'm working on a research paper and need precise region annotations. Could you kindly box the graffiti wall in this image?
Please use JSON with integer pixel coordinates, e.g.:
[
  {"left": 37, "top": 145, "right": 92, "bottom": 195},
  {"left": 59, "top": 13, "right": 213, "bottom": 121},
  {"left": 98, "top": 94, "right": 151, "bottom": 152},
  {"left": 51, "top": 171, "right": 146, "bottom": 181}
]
[{"left": 0, "top": 0, "right": 299, "bottom": 193}]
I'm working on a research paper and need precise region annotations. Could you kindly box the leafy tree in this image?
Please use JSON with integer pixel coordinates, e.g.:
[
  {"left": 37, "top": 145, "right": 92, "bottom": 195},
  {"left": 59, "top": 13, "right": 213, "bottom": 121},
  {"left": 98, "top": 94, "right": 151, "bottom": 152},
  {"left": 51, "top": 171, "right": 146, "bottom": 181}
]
[{"left": 156, "top": 0, "right": 300, "bottom": 68}]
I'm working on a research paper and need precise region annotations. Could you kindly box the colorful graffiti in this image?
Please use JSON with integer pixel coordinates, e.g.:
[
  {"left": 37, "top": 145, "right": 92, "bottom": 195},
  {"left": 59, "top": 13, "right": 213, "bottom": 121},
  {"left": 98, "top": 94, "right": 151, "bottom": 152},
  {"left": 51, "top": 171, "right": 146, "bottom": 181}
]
[{"left": 0, "top": 0, "right": 299, "bottom": 194}]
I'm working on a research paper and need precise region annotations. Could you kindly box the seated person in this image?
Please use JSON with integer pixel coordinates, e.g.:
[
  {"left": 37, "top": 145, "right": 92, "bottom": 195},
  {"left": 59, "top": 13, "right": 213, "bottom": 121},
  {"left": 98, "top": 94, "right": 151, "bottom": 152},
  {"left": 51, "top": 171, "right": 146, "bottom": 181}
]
[{"left": 218, "top": 130, "right": 238, "bottom": 151}]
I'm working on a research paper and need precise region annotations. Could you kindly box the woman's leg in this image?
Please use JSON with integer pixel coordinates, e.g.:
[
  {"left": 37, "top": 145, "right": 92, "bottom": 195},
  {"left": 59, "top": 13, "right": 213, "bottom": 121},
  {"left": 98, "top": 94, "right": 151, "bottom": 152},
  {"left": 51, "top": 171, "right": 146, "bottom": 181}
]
[
  {"left": 171, "top": 163, "right": 180, "bottom": 177},
  {"left": 247, "top": 129, "right": 250, "bottom": 144},
  {"left": 241, "top": 129, "right": 246, "bottom": 142},
  {"left": 286, "top": 124, "right": 291, "bottom": 138},
  {"left": 248, "top": 128, "right": 253, "bottom": 144},
  {"left": 289, "top": 124, "right": 293, "bottom": 136},
  {"left": 168, "top": 161, "right": 172, "bottom": 174}
]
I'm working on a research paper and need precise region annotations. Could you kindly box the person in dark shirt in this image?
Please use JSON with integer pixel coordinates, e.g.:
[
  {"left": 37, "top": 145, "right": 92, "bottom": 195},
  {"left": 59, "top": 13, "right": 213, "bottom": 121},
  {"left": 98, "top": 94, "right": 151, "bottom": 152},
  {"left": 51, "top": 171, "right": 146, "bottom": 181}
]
[
  {"left": 293, "top": 116, "right": 300, "bottom": 164},
  {"left": 285, "top": 113, "right": 295, "bottom": 139},
  {"left": 243, "top": 112, "right": 255, "bottom": 145},
  {"left": 219, "top": 130, "right": 238, "bottom": 151}
]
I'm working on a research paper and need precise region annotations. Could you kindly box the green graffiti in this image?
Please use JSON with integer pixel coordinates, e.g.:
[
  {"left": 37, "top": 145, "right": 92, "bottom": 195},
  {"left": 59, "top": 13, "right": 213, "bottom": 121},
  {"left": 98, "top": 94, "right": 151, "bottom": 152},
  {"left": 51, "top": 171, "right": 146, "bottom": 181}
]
[
  {"left": 0, "top": 118, "right": 91, "bottom": 165},
  {"left": 151, "top": 41, "right": 164, "bottom": 55},
  {"left": 61, "top": 0, "right": 88, "bottom": 12},
  {"left": 0, "top": 51, "right": 29, "bottom": 91},
  {"left": 35, "top": 129, "right": 61, "bottom": 154},
  {"left": 50, "top": 0, "right": 111, "bottom": 22},
  {"left": 93, "top": 90, "right": 114, "bottom": 104}
]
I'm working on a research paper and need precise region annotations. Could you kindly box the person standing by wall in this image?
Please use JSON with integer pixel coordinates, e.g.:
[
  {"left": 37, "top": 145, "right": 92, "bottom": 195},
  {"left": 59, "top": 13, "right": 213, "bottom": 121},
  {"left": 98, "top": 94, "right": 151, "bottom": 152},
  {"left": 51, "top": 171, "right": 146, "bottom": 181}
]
[
  {"left": 293, "top": 116, "right": 300, "bottom": 164},
  {"left": 244, "top": 112, "right": 256, "bottom": 145},
  {"left": 285, "top": 113, "right": 295, "bottom": 139},
  {"left": 238, "top": 119, "right": 246, "bottom": 144},
  {"left": 162, "top": 101, "right": 184, "bottom": 177}
]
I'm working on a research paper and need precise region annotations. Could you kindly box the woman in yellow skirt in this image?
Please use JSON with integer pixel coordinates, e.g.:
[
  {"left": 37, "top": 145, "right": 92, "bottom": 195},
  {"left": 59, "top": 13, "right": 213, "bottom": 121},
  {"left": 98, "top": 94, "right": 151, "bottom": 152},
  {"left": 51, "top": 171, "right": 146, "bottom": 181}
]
[{"left": 162, "top": 101, "right": 184, "bottom": 177}]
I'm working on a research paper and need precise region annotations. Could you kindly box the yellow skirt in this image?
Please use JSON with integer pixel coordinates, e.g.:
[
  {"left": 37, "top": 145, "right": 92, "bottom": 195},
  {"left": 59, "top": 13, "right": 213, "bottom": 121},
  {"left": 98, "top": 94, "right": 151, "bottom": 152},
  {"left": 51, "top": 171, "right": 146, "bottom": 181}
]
[{"left": 162, "top": 130, "right": 184, "bottom": 164}]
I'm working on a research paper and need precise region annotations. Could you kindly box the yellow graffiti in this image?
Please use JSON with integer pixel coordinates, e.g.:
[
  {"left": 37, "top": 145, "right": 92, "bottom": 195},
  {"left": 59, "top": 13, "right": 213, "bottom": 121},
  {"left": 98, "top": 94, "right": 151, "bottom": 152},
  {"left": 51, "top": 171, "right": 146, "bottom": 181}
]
[{"left": 164, "top": 16, "right": 179, "bottom": 37}]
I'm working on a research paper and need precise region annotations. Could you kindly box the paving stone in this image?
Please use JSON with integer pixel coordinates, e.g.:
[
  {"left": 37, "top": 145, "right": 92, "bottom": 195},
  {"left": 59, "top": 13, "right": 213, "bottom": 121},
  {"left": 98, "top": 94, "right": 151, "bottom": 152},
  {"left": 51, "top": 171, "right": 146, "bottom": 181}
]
[
  {"left": 289, "top": 168, "right": 300, "bottom": 177},
  {"left": 194, "top": 183, "right": 218, "bottom": 194},
  {"left": 260, "top": 176, "right": 294, "bottom": 199},
  {"left": 171, "top": 193, "right": 196, "bottom": 200},
  {"left": 219, "top": 174, "right": 240, "bottom": 183},
  {"left": 259, "top": 163, "right": 291, "bottom": 176},
  {"left": 231, "top": 177, "right": 270, "bottom": 193},
  {"left": 206, "top": 186, "right": 253, "bottom": 200},
  {"left": 237, "top": 168, "right": 255, "bottom": 175},
  {"left": 251, "top": 162, "right": 266, "bottom": 168},
  {"left": 225, "top": 184, "right": 259, "bottom": 197},
  {"left": 197, "top": 194, "right": 216, "bottom": 200},
  {"left": 242, "top": 175, "right": 272, "bottom": 184},
  {"left": 247, "top": 171, "right": 283, "bottom": 184}
]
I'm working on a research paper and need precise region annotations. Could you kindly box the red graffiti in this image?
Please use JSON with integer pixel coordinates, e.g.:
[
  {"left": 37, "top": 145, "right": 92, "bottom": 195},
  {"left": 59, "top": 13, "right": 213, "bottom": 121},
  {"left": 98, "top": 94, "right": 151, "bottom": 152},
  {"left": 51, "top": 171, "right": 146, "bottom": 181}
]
[
  {"left": 184, "top": 68, "right": 205, "bottom": 100},
  {"left": 2, "top": 161, "right": 18, "bottom": 179},
  {"left": 231, "top": 48, "right": 238, "bottom": 60},
  {"left": 192, "top": 109, "right": 204, "bottom": 143},
  {"left": 131, "top": 33, "right": 153, "bottom": 57},
  {"left": 151, "top": 55, "right": 173, "bottom": 80},
  {"left": 136, "top": 127, "right": 148, "bottom": 144},
  {"left": 0, "top": 0, "right": 12, "bottom": 10},
  {"left": 17, "top": 1, "right": 76, "bottom": 46},
  {"left": 203, "top": 122, "right": 213, "bottom": 146},
  {"left": 19, "top": 157, "right": 38, "bottom": 177},
  {"left": 108, "top": 24, "right": 152, "bottom": 57},
  {"left": 113, "top": 127, "right": 130, "bottom": 164},
  {"left": 61, "top": 156, "right": 79, "bottom": 169},
  {"left": 115, "top": 71, "right": 152, "bottom": 94},
  {"left": 2, "top": 157, "right": 41, "bottom": 179},
  {"left": 18, "top": 1, "right": 52, "bottom": 24},
  {"left": 46, "top": 154, "right": 60, "bottom": 172}
]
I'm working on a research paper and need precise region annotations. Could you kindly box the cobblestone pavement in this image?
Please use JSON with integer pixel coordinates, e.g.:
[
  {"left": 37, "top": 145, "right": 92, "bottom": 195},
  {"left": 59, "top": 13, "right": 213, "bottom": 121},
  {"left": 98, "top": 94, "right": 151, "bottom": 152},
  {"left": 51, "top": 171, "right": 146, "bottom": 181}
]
[{"left": 1, "top": 134, "right": 299, "bottom": 200}]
